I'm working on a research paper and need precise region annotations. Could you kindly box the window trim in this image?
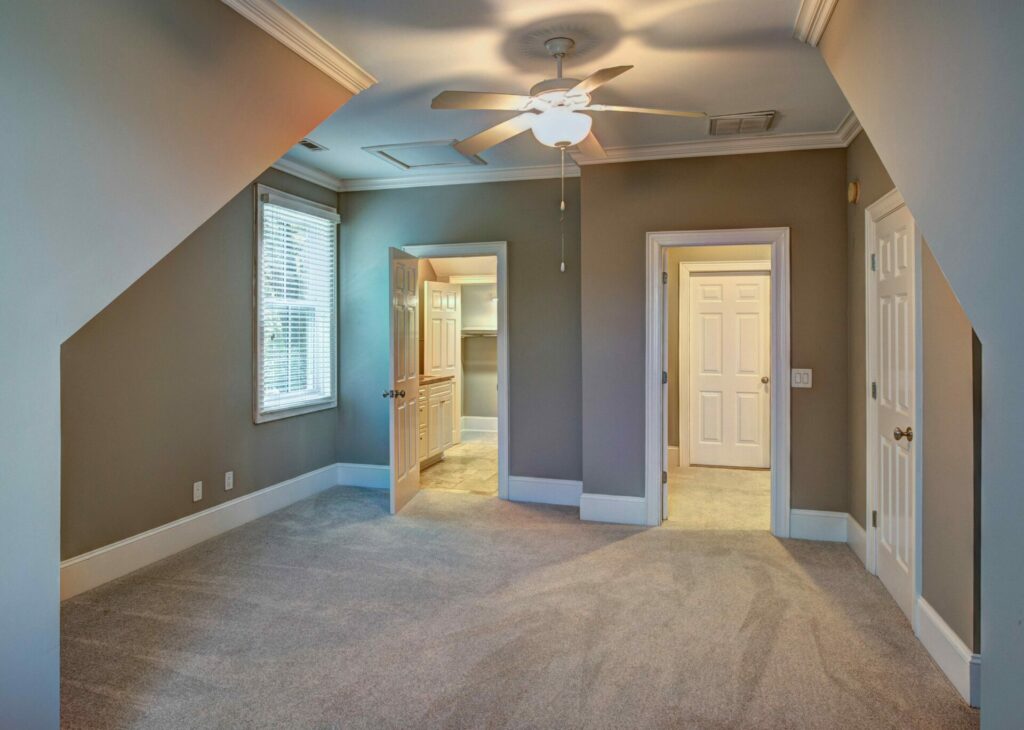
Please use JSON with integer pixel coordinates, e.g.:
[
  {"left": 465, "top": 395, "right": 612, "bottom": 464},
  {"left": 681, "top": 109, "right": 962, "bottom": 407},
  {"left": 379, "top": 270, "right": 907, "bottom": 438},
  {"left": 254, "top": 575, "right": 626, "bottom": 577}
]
[{"left": 253, "top": 183, "right": 339, "bottom": 424}]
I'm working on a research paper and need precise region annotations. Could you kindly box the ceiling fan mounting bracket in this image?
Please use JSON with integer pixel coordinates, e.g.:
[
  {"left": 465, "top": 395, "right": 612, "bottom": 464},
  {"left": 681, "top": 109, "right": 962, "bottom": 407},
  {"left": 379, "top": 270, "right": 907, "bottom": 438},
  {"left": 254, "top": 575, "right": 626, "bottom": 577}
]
[{"left": 544, "top": 37, "right": 576, "bottom": 58}]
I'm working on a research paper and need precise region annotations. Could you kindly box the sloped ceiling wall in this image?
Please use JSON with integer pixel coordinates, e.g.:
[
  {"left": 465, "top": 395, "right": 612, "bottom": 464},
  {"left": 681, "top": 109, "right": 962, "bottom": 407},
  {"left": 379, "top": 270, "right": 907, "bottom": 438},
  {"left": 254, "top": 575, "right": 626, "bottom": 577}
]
[
  {"left": 0, "top": 0, "right": 356, "bottom": 724},
  {"left": 819, "top": 1, "right": 1024, "bottom": 724}
]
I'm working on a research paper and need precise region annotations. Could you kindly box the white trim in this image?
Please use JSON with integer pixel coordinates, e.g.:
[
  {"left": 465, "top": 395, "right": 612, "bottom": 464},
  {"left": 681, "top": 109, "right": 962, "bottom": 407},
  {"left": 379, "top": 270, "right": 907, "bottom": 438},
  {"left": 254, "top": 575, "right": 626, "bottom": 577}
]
[
  {"left": 341, "top": 162, "right": 577, "bottom": 192},
  {"left": 403, "top": 242, "right": 510, "bottom": 500},
  {"left": 793, "top": 0, "right": 839, "bottom": 46},
  {"left": 916, "top": 597, "right": 981, "bottom": 707},
  {"left": 274, "top": 113, "right": 861, "bottom": 192},
  {"left": 847, "top": 512, "right": 867, "bottom": 566},
  {"left": 677, "top": 259, "right": 772, "bottom": 470},
  {"left": 580, "top": 493, "right": 648, "bottom": 525},
  {"left": 508, "top": 476, "right": 582, "bottom": 507},
  {"left": 646, "top": 228, "right": 791, "bottom": 534},
  {"left": 336, "top": 462, "right": 389, "bottom": 489},
  {"left": 789, "top": 509, "right": 848, "bottom": 542},
  {"left": 461, "top": 416, "right": 497, "bottom": 432},
  {"left": 574, "top": 112, "right": 860, "bottom": 165},
  {"left": 272, "top": 157, "right": 345, "bottom": 191},
  {"left": 60, "top": 463, "right": 342, "bottom": 600},
  {"left": 220, "top": 0, "right": 376, "bottom": 93}
]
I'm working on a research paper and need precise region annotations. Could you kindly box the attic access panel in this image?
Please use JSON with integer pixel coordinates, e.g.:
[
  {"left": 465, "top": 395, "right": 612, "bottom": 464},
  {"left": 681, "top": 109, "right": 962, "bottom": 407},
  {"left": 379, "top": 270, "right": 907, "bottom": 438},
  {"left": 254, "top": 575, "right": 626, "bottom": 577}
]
[{"left": 363, "top": 140, "right": 485, "bottom": 171}]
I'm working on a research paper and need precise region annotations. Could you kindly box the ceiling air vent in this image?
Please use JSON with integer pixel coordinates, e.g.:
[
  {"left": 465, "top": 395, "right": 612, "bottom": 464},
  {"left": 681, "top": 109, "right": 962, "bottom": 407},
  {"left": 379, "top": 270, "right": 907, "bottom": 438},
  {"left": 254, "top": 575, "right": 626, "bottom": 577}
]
[
  {"left": 298, "top": 138, "right": 329, "bottom": 151},
  {"left": 708, "top": 111, "right": 776, "bottom": 136},
  {"left": 364, "top": 140, "right": 485, "bottom": 171}
]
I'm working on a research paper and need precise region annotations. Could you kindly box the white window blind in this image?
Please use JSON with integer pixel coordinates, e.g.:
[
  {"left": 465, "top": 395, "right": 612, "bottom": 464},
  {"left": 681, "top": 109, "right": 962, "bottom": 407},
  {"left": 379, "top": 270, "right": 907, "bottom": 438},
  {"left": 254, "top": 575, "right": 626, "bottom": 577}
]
[{"left": 254, "top": 184, "right": 339, "bottom": 423}]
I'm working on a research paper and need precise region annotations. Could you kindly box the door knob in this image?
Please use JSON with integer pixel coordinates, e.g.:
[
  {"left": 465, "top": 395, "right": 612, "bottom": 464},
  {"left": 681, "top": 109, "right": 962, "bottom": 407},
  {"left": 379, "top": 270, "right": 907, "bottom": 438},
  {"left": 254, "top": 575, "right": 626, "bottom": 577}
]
[
  {"left": 761, "top": 376, "right": 770, "bottom": 384},
  {"left": 398, "top": 390, "right": 406, "bottom": 398},
  {"left": 382, "top": 390, "right": 390, "bottom": 398},
  {"left": 893, "top": 426, "right": 914, "bottom": 442}
]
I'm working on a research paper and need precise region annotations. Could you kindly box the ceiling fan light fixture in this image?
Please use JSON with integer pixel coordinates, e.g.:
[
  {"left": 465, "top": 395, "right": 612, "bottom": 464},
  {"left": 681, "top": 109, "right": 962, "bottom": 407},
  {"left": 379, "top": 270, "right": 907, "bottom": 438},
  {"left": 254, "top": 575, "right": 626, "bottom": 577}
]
[{"left": 530, "top": 109, "right": 592, "bottom": 148}]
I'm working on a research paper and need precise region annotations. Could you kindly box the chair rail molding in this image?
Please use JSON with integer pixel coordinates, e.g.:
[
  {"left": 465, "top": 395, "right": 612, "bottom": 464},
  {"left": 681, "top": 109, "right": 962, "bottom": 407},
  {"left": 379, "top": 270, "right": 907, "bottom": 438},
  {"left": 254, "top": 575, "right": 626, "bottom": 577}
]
[
  {"left": 221, "top": 0, "right": 377, "bottom": 93},
  {"left": 793, "top": 0, "right": 839, "bottom": 46}
]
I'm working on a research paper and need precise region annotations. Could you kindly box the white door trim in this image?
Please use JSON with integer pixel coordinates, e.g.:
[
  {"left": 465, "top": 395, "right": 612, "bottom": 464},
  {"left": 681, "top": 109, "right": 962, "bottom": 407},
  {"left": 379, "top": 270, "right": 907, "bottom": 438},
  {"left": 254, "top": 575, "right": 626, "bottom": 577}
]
[
  {"left": 678, "top": 260, "right": 772, "bottom": 469},
  {"left": 864, "top": 189, "right": 924, "bottom": 626},
  {"left": 645, "top": 228, "right": 791, "bottom": 533},
  {"left": 404, "top": 242, "right": 509, "bottom": 500}
]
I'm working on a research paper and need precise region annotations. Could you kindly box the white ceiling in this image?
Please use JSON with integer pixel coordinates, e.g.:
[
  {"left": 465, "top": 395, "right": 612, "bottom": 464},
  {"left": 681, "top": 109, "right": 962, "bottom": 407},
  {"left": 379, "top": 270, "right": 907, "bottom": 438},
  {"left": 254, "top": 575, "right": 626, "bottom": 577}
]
[
  {"left": 429, "top": 256, "right": 497, "bottom": 278},
  {"left": 276, "top": 0, "right": 850, "bottom": 183}
]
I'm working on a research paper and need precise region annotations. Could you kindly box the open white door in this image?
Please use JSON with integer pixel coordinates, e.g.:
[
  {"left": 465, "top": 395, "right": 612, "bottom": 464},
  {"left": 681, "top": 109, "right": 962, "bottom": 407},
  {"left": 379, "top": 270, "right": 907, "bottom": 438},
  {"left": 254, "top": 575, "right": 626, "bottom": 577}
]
[
  {"left": 423, "top": 281, "right": 461, "bottom": 444},
  {"left": 871, "top": 204, "right": 917, "bottom": 621},
  {"left": 388, "top": 248, "right": 420, "bottom": 514}
]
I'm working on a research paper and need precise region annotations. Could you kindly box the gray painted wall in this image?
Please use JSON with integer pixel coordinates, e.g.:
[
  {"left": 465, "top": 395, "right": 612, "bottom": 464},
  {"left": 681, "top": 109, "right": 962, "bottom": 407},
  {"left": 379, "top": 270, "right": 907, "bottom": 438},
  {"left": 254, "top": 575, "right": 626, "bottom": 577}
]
[
  {"left": 821, "top": 4, "right": 1024, "bottom": 720},
  {"left": 581, "top": 151, "right": 848, "bottom": 508},
  {"left": 666, "top": 245, "right": 772, "bottom": 449},
  {"left": 337, "top": 179, "right": 582, "bottom": 481},
  {"left": 0, "top": 0, "right": 349, "bottom": 722},
  {"left": 61, "top": 169, "right": 340, "bottom": 559}
]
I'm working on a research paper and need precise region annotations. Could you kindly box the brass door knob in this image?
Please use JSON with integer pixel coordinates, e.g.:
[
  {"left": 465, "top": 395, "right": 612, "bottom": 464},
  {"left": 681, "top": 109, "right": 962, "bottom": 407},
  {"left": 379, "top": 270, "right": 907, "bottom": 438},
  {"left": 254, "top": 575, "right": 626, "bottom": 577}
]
[
  {"left": 894, "top": 426, "right": 914, "bottom": 442},
  {"left": 761, "top": 376, "right": 770, "bottom": 384}
]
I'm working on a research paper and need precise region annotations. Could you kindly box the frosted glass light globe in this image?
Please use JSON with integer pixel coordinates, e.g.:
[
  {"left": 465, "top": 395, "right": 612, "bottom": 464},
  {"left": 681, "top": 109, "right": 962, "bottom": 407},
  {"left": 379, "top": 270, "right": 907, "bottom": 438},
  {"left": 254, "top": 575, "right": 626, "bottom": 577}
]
[{"left": 531, "top": 109, "right": 592, "bottom": 148}]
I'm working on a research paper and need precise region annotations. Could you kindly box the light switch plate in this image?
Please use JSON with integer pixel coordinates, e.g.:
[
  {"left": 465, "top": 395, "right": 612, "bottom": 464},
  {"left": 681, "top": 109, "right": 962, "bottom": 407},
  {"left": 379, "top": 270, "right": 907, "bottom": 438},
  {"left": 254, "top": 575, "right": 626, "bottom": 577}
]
[
  {"left": 791, "top": 368, "right": 813, "bottom": 388},
  {"left": 192, "top": 481, "right": 203, "bottom": 502},
  {"left": 224, "top": 471, "right": 234, "bottom": 491}
]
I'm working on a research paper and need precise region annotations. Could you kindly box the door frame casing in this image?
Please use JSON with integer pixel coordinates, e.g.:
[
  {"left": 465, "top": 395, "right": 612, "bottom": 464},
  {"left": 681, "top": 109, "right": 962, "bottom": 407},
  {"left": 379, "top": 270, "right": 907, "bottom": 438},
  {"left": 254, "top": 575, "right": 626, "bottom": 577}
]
[
  {"left": 864, "top": 189, "right": 924, "bottom": 626},
  {"left": 645, "top": 228, "right": 791, "bottom": 533},
  {"left": 403, "top": 241, "right": 509, "bottom": 500},
  {"left": 678, "top": 260, "right": 772, "bottom": 470}
]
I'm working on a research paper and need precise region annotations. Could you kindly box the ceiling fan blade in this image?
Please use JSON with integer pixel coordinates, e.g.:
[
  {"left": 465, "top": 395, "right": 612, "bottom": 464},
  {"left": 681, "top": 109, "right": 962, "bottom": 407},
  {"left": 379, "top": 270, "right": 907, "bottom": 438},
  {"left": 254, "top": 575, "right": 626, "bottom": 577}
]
[
  {"left": 567, "top": 66, "right": 633, "bottom": 97},
  {"left": 454, "top": 113, "right": 538, "bottom": 157},
  {"left": 588, "top": 104, "right": 706, "bottom": 119},
  {"left": 575, "top": 131, "right": 606, "bottom": 158},
  {"left": 432, "top": 91, "right": 532, "bottom": 111}
]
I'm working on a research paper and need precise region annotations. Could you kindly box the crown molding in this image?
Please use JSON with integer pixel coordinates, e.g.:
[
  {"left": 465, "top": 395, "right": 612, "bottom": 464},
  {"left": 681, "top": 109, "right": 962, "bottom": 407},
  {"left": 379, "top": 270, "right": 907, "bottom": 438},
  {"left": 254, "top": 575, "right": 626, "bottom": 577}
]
[
  {"left": 573, "top": 110, "right": 860, "bottom": 166},
  {"left": 221, "top": 0, "right": 377, "bottom": 93},
  {"left": 273, "top": 112, "right": 859, "bottom": 192},
  {"left": 272, "top": 156, "right": 345, "bottom": 191},
  {"left": 793, "top": 0, "right": 839, "bottom": 46}
]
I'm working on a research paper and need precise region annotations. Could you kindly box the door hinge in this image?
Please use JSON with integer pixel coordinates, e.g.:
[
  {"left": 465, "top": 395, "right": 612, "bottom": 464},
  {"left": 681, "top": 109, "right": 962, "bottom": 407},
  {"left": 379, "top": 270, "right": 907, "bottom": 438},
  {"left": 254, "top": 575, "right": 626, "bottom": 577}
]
[
  {"left": 662, "top": 271, "right": 668, "bottom": 285},
  {"left": 870, "top": 253, "right": 877, "bottom": 272},
  {"left": 872, "top": 510, "right": 878, "bottom": 528},
  {"left": 871, "top": 381, "right": 878, "bottom": 400},
  {"left": 662, "top": 370, "right": 668, "bottom": 385},
  {"left": 662, "top": 470, "right": 668, "bottom": 484}
]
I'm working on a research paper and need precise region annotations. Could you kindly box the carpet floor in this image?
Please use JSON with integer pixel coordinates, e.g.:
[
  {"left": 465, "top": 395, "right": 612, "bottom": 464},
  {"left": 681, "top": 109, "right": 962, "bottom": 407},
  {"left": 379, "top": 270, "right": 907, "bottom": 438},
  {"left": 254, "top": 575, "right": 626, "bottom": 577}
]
[{"left": 61, "top": 486, "right": 977, "bottom": 729}]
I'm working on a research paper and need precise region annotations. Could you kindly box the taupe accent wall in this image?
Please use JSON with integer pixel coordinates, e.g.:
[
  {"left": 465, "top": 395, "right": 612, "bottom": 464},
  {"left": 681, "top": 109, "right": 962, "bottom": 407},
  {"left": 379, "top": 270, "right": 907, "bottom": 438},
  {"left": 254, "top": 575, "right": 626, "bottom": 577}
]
[
  {"left": 581, "top": 151, "right": 849, "bottom": 507},
  {"left": 666, "top": 245, "right": 772, "bottom": 449},
  {"left": 61, "top": 169, "right": 340, "bottom": 559},
  {"left": 337, "top": 179, "right": 581, "bottom": 481},
  {"left": 844, "top": 131, "right": 896, "bottom": 527},
  {"left": 921, "top": 244, "right": 978, "bottom": 650}
]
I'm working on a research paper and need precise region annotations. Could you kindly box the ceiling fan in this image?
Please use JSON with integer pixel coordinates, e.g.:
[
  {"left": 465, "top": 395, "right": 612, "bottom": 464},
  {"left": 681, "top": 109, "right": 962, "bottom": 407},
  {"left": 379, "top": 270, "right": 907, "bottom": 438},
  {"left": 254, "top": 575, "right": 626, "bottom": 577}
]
[{"left": 431, "top": 37, "right": 707, "bottom": 158}]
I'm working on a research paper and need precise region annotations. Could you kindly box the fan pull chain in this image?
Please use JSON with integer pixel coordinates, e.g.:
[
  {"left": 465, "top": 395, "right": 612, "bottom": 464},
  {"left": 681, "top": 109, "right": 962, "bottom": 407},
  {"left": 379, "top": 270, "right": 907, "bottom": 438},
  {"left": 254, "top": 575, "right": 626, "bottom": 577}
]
[{"left": 559, "top": 147, "right": 566, "bottom": 273}]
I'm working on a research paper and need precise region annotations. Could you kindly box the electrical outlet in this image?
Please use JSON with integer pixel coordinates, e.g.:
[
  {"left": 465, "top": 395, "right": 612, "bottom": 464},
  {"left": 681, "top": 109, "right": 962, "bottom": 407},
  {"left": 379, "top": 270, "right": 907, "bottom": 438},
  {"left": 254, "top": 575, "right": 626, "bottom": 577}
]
[
  {"left": 791, "top": 368, "right": 813, "bottom": 389},
  {"left": 192, "top": 480, "right": 203, "bottom": 502},
  {"left": 224, "top": 471, "right": 234, "bottom": 491}
]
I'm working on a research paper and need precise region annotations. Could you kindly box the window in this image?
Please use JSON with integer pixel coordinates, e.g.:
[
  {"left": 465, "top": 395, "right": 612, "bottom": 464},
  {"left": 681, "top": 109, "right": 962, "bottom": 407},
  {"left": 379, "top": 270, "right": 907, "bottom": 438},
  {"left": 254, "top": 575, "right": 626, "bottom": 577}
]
[{"left": 254, "top": 184, "right": 339, "bottom": 423}]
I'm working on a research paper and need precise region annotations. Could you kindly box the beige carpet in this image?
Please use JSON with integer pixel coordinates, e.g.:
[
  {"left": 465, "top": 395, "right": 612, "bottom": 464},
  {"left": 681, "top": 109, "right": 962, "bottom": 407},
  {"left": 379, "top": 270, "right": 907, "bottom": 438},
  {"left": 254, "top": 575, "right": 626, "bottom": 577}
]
[{"left": 61, "top": 486, "right": 977, "bottom": 729}]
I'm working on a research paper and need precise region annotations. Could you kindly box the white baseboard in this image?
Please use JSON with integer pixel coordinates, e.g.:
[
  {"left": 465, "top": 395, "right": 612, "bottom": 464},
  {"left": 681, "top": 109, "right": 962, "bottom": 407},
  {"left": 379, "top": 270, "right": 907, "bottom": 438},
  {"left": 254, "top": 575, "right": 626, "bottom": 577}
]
[
  {"left": 508, "top": 475, "right": 582, "bottom": 507},
  {"left": 60, "top": 463, "right": 342, "bottom": 600},
  {"left": 846, "top": 513, "right": 867, "bottom": 565},
  {"left": 461, "top": 415, "right": 497, "bottom": 432},
  {"left": 580, "top": 492, "right": 648, "bottom": 525},
  {"left": 789, "top": 509, "right": 848, "bottom": 542},
  {"left": 916, "top": 597, "right": 980, "bottom": 707},
  {"left": 336, "top": 462, "right": 389, "bottom": 489},
  {"left": 667, "top": 446, "right": 681, "bottom": 470}
]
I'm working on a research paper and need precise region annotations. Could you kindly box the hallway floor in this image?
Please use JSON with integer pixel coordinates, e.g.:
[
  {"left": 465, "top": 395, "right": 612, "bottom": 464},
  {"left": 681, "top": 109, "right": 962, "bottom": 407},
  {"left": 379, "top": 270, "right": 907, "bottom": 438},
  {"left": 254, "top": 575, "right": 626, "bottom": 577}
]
[
  {"left": 668, "top": 465, "right": 771, "bottom": 530},
  {"left": 61, "top": 486, "right": 977, "bottom": 729},
  {"left": 420, "top": 431, "right": 497, "bottom": 495}
]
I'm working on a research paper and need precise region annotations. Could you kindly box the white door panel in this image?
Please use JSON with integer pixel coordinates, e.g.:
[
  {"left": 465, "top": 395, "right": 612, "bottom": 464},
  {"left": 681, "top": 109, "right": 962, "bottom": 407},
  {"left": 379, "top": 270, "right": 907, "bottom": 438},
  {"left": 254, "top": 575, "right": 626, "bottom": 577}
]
[
  {"left": 873, "top": 205, "right": 916, "bottom": 621},
  {"left": 689, "top": 272, "right": 770, "bottom": 468},
  {"left": 423, "top": 281, "right": 461, "bottom": 444},
  {"left": 389, "top": 248, "right": 420, "bottom": 514}
]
